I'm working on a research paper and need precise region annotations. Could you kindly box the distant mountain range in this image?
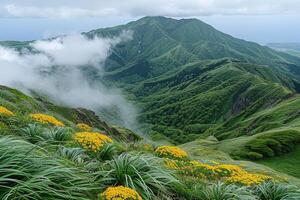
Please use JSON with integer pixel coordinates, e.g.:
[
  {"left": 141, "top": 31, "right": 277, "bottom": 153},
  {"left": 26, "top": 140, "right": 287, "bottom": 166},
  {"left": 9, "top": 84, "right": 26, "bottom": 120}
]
[{"left": 267, "top": 42, "right": 300, "bottom": 58}]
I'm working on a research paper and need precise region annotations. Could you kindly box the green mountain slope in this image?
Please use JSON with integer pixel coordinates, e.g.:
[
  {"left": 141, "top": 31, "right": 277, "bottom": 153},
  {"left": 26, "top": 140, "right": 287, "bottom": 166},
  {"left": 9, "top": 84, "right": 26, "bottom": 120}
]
[
  {"left": 87, "top": 17, "right": 300, "bottom": 177},
  {"left": 0, "top": 85, "right": 140, "bottom": 142},
  {"left": 3, "top": 16, "right": 300, "bottom": 180},
  {"left": 1, "top": 84, "right": 300, "bottom": 199},
  {"left": 87, "top": 16, "right": 300, "bottom": 82},
  {"left": 83, "top": 17, "right": 300, "bottom": 147}
]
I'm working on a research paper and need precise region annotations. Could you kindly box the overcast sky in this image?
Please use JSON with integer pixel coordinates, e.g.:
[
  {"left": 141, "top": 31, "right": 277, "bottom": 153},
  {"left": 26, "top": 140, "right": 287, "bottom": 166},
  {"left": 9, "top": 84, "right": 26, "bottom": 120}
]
[{"left": 0, "top": 0, "right": 299, "bottom": 44}]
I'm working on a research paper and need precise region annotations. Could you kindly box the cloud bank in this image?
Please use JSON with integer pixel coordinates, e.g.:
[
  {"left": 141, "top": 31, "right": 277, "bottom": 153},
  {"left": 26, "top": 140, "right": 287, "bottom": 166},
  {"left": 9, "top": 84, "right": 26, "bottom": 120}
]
[
  {"left": 0, "top": 0, "right": 299, "bottom": 19},
  {"left": 0, "top": 32, "right": 138, "bottom": 129}
]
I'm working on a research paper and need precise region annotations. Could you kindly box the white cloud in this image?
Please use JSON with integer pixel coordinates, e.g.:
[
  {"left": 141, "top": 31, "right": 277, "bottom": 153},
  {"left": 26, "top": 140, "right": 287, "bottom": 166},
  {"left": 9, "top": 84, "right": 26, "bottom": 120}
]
[
  {"left": 0, "top": 0, "right": 299, "bottom": 19},
  {"left": 32, "top": 34, "right": 115, "bottom": 67},
  {"left": 0, "top": 32, "right": 138, "bottom": 129}
]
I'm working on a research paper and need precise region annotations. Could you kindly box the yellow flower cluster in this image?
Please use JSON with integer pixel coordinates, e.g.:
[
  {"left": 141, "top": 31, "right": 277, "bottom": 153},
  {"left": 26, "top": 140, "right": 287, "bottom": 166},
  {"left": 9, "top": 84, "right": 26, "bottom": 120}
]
[
  {"left": 165, "top": 159, "right": 271, "bottom": 185},
  {"left": 74, "top": 132, "right": 113, "bottom": 152},
  {"left": 101, "top": 186, "right": 142, "bottom": 200},
  {"left": 30, "top": 113, "right": 64, "bottom": 126},
  {"left": 155, "top": 146, "right": 188, "bottom": 159},
  {"left": 76, "top": 123, "right": 92, "bottom": 131},
  {"left": 0, "top": 106, "right": 14, "bottom": 116},
  {"left": 227, "top": 172, "right": 271, "bottom": 186}
]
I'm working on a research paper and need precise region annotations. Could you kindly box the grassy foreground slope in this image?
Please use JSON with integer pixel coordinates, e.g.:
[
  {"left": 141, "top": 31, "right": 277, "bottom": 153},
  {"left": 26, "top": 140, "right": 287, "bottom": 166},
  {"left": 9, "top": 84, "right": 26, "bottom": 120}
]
[{"left": 2, "top": 85, "right": 300, "bottom": 199}]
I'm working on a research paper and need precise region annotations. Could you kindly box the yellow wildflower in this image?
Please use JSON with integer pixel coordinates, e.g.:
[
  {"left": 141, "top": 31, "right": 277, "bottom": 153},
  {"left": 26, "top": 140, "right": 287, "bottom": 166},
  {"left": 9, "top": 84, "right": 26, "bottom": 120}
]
[
  {"left": 164, "top": 159, "right": 271, "bottom": 185},
  {"left": 74, "top": 132, "right": 113, "bottom": 152},
  {"left": 30, "top": 113, "right": 64, "bottom": 126},
  {"left": 155, "top": 146, "right": 187, "bottom": 159},
  {"left": 76, "top": 123, "right": 92, "bottom": 131},
  {"left": 101, "top": 186, "right": 142, "bottom": 200},
  {"left": 0, "top": 106, "right": 14, "bottom": 116},
  {"left": 227, "top": 172, "right": 271, "bottom": 186}
]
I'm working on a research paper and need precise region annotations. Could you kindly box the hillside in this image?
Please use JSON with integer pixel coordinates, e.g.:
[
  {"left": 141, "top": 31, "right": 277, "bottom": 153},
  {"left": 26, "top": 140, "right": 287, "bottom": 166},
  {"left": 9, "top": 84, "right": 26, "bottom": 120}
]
[
  {"left": 1, "top": 85, "right": 300, "bottom": 199},
  {"left": 84, "top": 17, "right": 300, "bottom": 144},
  {"left": 87, "top": 17, "right": 300, "bottom": 179},
  {"left": 87, "top": 16, "right": 300, "bottom": 81}
]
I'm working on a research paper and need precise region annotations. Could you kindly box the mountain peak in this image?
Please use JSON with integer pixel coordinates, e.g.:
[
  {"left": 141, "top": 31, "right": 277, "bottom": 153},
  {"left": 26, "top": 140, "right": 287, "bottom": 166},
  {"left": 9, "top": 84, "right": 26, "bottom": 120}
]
[{"left": 133, "top": 16, "right": 206, "bottom": 26}]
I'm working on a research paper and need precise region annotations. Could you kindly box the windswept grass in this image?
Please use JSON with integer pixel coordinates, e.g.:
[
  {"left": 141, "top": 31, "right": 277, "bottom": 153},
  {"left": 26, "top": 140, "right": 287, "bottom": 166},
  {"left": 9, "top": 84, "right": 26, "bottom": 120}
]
[
  {"left": 100, "top": 153, "right": 179, "bottom": 199},
  {"left": 0, "top": 137, "right": 98, "bottom": 200}
]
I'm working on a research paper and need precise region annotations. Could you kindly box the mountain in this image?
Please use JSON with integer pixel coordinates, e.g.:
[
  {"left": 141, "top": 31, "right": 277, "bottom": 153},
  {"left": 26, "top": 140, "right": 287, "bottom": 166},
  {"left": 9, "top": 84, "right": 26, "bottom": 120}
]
[
  {"left": 87, "top": 17, "right": 300, "bottom": 177},
  {"left": 87, "top": 16, "right": 300, "bottom": 81},
  {"left": 268, "top": 42, "right": 300, "bottom": 58},
  {"left": 2, "top": 16, "right": 300, "bottom": 176},
  {"left": 2, "top": 16, "right": 300, "bottom": 198},
  {"left": 268, "top": 42, "right": 300, "bottom": 52},
  {"left": 82, "top": 17, "right": 300, "bottom": 144}
]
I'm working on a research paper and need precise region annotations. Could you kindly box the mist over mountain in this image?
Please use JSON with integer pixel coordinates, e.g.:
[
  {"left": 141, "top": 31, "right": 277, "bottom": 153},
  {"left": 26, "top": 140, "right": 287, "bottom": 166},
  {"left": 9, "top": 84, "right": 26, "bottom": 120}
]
[{"left": 0, "top": 31, "right": 139, "bottom": 130}]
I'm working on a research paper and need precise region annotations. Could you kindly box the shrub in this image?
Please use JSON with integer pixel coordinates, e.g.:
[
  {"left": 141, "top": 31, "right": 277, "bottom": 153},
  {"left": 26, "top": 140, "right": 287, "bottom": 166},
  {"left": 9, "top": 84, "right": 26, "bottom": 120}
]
[
  {"left": 20, "top": 123, "right": 46, "bottom": 143},
  {"left": 165, "top": 159, "right": 271, "bottom": 186},
  {"left": 45, "top": 127, "right": 72, "bottom": 142},
  {"left": 29, "top": 113, "right": 65, "bottom": 127},
  {"left": 0, "top": 106, "right": 14, "bottom": 116},
  {"left": 246, "top": 152, "right": 263, "bottom": 160},
  {"left": 20, "top": 124, "right": 71, "bottom": 144},
  {"left": 253, "top": 181, "right": 300, "bottom": 200},
  {"left": 198, "top": 182, "right": 255, "bottom": 200},
  {"left": 100, "top": 153, "right": 179, "bottom": 199},
  {"left": 74, "top": 132, "right": 113, "bottom": 152},
  {"left": 100, "top": 186, "right": 142, "bottom": 200},
  {"left": 96, "top": 143, "right": 118, "bottom": 161},
  {"left": 155, "top": 146, "right": 188, "bottom": 159},
  {"left": 76, "top": 123, "right": 92, "bottom": 131},
  {"left": 57, "top": 146, "right": 88, "bottom": 164},
  {"left": 226, "top": 172, "right": 271, "bottom": 186}
]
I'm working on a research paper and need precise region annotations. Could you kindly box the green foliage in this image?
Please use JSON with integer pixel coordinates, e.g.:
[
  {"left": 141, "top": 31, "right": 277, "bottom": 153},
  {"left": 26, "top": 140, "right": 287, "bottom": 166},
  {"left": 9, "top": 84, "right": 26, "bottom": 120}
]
[
  {"left": 0, "top": 137, "right": 97, "bottom": 200},
  {"left": 20, "top": 123, "right": 46, "bottom": 143},
  {"left": 253, "top": 181, "right": 300, "bottom": 200},
  {"left": 257, "top": 145, "right": 300, "bottom": 178},
  {"left": 96, "top": 143, "right": 118, "bottom": 161},
  {"left": 246, "top": 152, "right": 264, "bottom": 160},
  {"left": 100, "top": 153, "right": 179, "bottom": 199},
  {"left": 44, "top": 127, "right": 72, "bottom": 142},
  {"left": 245, "top": 130, "right": 300, "bottom": 159},
  {"left": 20, "top": 124, "right": 72, "bottom": 144},
  {"left": 57, "top": 146, "right": 88, "bottom": 164},
  {"left": 198, "top": 182, "right": 255, "bottom": 200}
]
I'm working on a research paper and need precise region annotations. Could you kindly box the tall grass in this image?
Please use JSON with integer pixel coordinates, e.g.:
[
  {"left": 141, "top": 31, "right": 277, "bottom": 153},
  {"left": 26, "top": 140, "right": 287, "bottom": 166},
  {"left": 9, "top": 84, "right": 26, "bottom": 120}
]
[
  {"left": 57, "top": 146, "right": 88, "bottom": 164},
  {"left": 253, "top": 181, "right": 300, "bottom": 200},
  {"left": 0, "top": 137, "right": 98, "bottom": 200},
  {"left": 100, "top": 153, "right": 179, "bottom": 199},
  {"left": 44, "top": 127, "right": 72, "bottom": 142},
  {"left": 198, "top": 182, "right": 255, "bottom": 200},
  {"left": 20, "top": 123, "right": 45, "bottom": 143}
]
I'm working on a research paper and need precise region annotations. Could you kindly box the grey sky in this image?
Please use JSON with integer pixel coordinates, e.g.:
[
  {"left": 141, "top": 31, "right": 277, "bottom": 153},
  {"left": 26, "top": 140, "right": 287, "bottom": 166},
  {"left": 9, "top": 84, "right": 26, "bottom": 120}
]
[{"left": 0, "top": 0, "right": 299, "bottom": 43}]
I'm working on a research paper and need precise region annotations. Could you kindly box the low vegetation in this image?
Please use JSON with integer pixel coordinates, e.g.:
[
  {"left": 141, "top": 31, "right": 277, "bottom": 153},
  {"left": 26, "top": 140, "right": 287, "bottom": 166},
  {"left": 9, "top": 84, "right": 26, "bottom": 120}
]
[{"left": 1, "top": 86, "right": 300, "bottom": 199}]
